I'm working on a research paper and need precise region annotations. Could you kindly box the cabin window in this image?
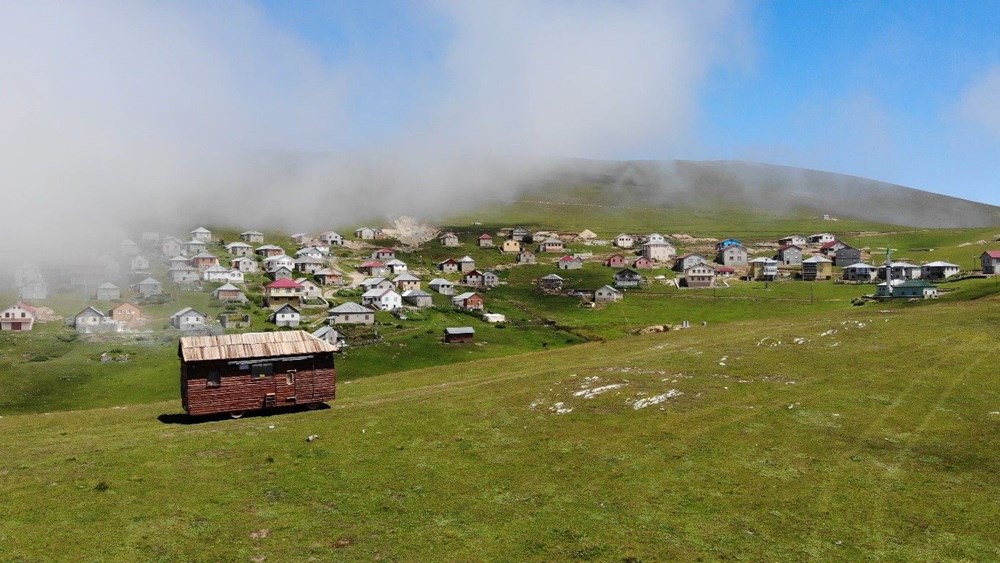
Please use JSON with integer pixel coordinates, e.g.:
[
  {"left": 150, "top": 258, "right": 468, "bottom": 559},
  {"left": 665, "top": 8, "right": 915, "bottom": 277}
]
[
  {"left": 252, "top": 363, "right": 274, "bottom": 378},
  {"left": 285, "top": 371, "right": 296, "bottom": 385},
  {"left": 206, "top": 371, "right": 221, "bottom": 388}
]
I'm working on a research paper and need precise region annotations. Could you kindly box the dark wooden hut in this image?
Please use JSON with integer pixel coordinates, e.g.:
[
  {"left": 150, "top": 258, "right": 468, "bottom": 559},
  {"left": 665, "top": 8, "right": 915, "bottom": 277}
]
[
  {"left": 443, "top": 326, "right": 475, "bottom": 344},
  {"left": 179, "top": 331, "right": 336, "bottom": 418}
]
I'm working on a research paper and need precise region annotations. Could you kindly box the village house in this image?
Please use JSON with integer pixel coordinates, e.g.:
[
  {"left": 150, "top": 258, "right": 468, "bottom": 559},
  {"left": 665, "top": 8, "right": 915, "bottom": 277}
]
[
  {"left": 264, "top": 278, "right": 303, "bottom": 308},
  {"left": 394, "top": 273, "right": 421, "bottom": 292},
  {"left": 716, "top": 244, "right": 748, "bottom": 268},
  {"left": 981, "top": 250, "right": 1000, "bottom": 274},
  {"left": 614, "top": 268, "right": 643, "bottom": 288},
  {"left": 361, "top": 277, "right": 394, "bottom": 292},
  {"left": 842, "top": 263, "right": 878, "bottom": 282},
  {"left": 444, "top": 326, "right": 475, "bottom": 344},
  {"left": 385, "top": 259, "right": 408, "bottom": 275},
  {"left": 715, "top": 238, "right": 742, "bottom": 251},
  {"left": 439, "top": 232, "right": 460, "bottom": 247},
  {"left": 749, "top": 257, "right": 780, "bottom": 281},
  {"left": 478, "top": 233, "right": 494, "bottom": 248},
  {"left": 644, "top": 233, "right": 667, "bottom": 244},
  {"left": 876, "top": 279, "right": 938, "bottom": 299},
  {"left": 269, "top": 304, "right": 301, "bottom": 327},
  {"left": 263, "top": 254, "right": 295, "bottom": 273},
  {"left": 402, "top": 289, "right": 433, "bottom": 308},
  {"left": 538, "top": 237, "right": 565, "bottom": 253},
  {"left": 167, "top": 255, "right": 191, "bottom": 269},
  {"left": 312, "top": 325, "right": 346, "bottom": 347},
  {"left": 109, "top": 302, "right": 143, "bottom": 327},
  {"left": 202, "top": 265, "right": 229, "bottom": 282},
  {"left": 820, "top": 240, "right": 849, "bottom": 257},
  {"left": 231, "top": 256, "right": 258, "bottom": 273},
  {"left": 921, "top": 261, "right": 960, "bottom": 281},
  {"left": 18, "top": 278, "right": 47, "bottom": 300},
  {"left": 95, "top": 282, "right": 121, "bottom": 301},
  {"left": 255, "top": 244, "right": 285, "bottom": 258},
  {"left": 1, "top": 302, "right": 36, "bottom": 331},
  {"left": 778, "top": 235, "right": 807, "bottom": 247},
  {"left": 73, "top": 306, "right": 113, "bottom": 333},
  {"left": 578, "top": 229, "right": 598, "bottom": 241},
  {"left": 717, "top": 265, "right": 736, "bottom": 277},
  {"left": 319, "top": 231, "right": 344, "bottom": 246},
  {"left": 453, "top": 256, "right": 474, "bottom": 273},
  {"left": 295, "top": 246, "right": 325, "bottom": 260},
  {"left": 683, "top": 263, "right": 716, "bottom": 288},
  {"left": 354, "top": 227, "right": 379, "bottom": 240},
  {"left": 632, "top": 256, "right": 654, "bottom": 270},
  {"left": 168, "top": 265, "right": 199, "bottom": 284},
  {"left": 239, "top": 231, "right": 265, "bottom": 244},
  {"left": 462, "top": 270, "right": 485, "bottom": 287},
  {"left": 481, "top": 271, "right": 499, "bottom": 288},
  {"left": 358, "top": 260, "right": 387, "bottom": 277},
  {"left": 501, "top": 239, "right": 522, "bottom": 253},
  {"left": 120, "top": 239, "right": 139, "bottom": 256},
  {"left": 225, "top": 269, "right": 245, "bottom": 284},
  {"left": 605, "top": 254, "right": 627, "bottom": 268},
  {"left": 183, "top": 239, "right": 207, "bottom": 256},
  {"left": 161, "top": 237, "right": 183, "bottom": 257},
  {"left": 225, "top": 241, "right": 254, "bottom": 257},
  {"left": 328, "top": 302, "right": 375, "bottom": 325},
  {"left": 270, "top": 266, "right": 295, "bottom": 280},
  {"left": 315, "top": 268, "right": 343, "bottom": 286},
  {"left": 557, "top": 255, "right": 583, "bottom": 270},
  {"left": 452, "top": 292, "right": 484, "bottom": 311},
  {"left": 515, "top": 250, "right": 536, "bottom": 265},
  {"left": 290, "top": 233, "right": 309, "bottom": 245},
  {"left": 362, "top": 287, "right": 402, "bottom": 311},
  {"left": 642, "top": 241, "right": 676, "bottom": 262},
  {"left": 673, "top": 253, "right": 708, "bottom": 272},
  {"left": 171, "top": 307, "right": 207, "bottom": 331},
  {"left": 878, "top": 262, "right": 922, "bottom": 281},
  {"left": 129, "top": 255, "right": 151, "bottom": 273},
  {"left": 538, "top": 273, "right": 564, "bottom": 290},
  {"left": 807, "top": 233, "right": 835, "bottom": 244},
  {"left": 834, "top": 246, "right": 863, "bottom": 267},
  {"left": 296, "top": 278, "right": 323, "bottom": 300},
  {"left": 776, "top": 245, "right": 803, "bottom": 266},
  {"left": 437, "top": 258, "right": 460, "bottom": 273},
  {"left": 429, "top": 278, "right": 455, "bottom": 295},
  {"left": 213, "top": 283, "right": 247, "bottom": 302},
  {"left": 131, "top": 277, "right": 163, "bottom": 297},
  {"left": 510, "top": 227, "right": 531, "bottom": 242},
  {"left": 190, "top": 227, "right": 212, "bottom": 243},
  {"left": 295, "top": 255, "right": 325, "bottom": 275},
  {"left": 189, "top": 251, "right": 220, "bottom": 271},
  {"left": 373, "top": 248, "right": 396, "bottom": 261},
  {"left": 594, "top": 285, "right": 622, "bottom": 303},
  {"left": 801, "top": 255, "right": 833, "bottom": 280},
  {"left": 613, "top": 234, "right": 635, "bottom": 248}
]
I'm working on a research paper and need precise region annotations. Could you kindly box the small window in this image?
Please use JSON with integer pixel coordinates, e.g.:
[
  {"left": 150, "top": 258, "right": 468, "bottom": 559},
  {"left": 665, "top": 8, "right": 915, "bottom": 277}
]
[
  {"left": 251, "top": 363, "right": 273, "bottom": 378},
  {"left": 286, "top": 371, "right": 296, "bottom": 385},
  {"left": 206, "top": 371, "right": 221, "bottom": 388}
]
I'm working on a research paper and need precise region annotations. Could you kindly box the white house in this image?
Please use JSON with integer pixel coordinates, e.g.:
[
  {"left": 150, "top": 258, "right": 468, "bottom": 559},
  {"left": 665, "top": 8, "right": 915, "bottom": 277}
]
[
  {"left": 190, "top": 227, "right": 212, "bottom": 243},
  {"left": 171, "top": 307, "right": 207, "bottom": 330},
  {"left": 269, "top": 304, "right": 301, "bottom": 327},
  {"left": 613, "top": 234, "right": 635, "bottom": 248},
  {"left": 362, "top": 288, "right": 402, "bottom": 311},
  {"left": 1, "top": 302, "right": 36, "bottom": 331},
  {"left": 920, "top": 261, "right": 960, "bottom": 281}
]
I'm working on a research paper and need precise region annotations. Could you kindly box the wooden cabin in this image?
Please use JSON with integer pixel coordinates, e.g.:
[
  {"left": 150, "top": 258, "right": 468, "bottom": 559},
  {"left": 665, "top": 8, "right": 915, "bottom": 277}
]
[{"left": 178, "top": 331, "right": 336, "bottom": 418}]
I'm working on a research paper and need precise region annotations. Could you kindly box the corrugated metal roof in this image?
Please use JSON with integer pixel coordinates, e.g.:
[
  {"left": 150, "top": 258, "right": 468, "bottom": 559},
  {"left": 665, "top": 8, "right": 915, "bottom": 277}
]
[{"left": 179, "top": 330, "right": 335, "bottom": 362}]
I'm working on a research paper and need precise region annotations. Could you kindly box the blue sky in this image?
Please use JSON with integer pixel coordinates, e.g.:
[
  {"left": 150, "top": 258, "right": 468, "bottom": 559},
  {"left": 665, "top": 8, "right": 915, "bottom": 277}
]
[{"left": 252, "top": 1, "right": 999, "bottom": 204}]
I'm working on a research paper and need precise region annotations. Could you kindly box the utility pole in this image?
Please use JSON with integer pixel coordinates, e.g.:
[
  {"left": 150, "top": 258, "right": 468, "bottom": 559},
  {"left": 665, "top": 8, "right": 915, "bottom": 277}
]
[{"left": 877, "top": 246, "right": 897, "bottom": 297}]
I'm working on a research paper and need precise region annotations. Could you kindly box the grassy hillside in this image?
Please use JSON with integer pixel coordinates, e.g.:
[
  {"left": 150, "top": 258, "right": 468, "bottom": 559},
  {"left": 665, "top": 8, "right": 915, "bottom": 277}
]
[{"left": 1, "top": 298, "right": 998, "bottom": 561}]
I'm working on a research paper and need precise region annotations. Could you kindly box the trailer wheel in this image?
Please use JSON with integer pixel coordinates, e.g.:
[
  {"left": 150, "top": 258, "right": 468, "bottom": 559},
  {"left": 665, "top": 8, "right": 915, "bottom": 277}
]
[
  {"left": 229, "top": 411, "right": 245, "bottom": 419},
  {"left": 307, "top": 403, "right": 321, "bottom": 410}
]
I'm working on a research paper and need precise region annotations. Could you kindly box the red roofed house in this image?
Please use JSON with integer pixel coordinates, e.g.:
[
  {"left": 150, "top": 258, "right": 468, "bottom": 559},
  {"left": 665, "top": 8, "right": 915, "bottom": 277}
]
[
  {"left": 438, "top": 258, "right": 460, "bottom": 273},
  {"left": 632, "top": 256, "right": 654, "bottom": 270},
  {"left": 264, "top": 278, "right": 303, "bottom": 309},
  {"left": 373, "top": 248, "right": 395, "bottom": 261},
  {"left": 604, "top": 254, "right": 627, "bottom": 268},
  {"left": 557, "top": 255, "right": 583, "bottom": 270},
  {"left": 478, "top": 233, "right": 494, "bottom": 248},
  {"left": 1, "top": 302, "right": 37, "bottom": 331},
  {"left": 982, "top": 250, "right": 1000, "bottom": 274},
  {"left": 358, "top": 260, "right": 387, "bottom": 277},
  {"left": 819, "top": 240, "right": 848, "bottom": 256}
]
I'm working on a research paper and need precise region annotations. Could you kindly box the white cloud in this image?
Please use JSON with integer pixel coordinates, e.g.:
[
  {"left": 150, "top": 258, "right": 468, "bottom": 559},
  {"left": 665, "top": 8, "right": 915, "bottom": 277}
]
[{"left": 956, "top": 65, "right": 1000, "bottom": 137}]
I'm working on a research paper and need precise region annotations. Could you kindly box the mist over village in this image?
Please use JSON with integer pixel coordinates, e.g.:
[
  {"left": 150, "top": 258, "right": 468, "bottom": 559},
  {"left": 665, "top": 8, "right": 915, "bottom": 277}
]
[{"left": 1, "top": 2, "right": 998, "bottom": 561}]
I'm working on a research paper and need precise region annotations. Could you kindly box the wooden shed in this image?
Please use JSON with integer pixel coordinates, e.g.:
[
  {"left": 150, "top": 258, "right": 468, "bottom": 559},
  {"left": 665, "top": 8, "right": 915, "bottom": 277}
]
[
  {"left": 443, "top": 326, "right": 475, "bottom": 344},
  {"left": 178, "top": 331, "right": 336, "bottom": 418}
]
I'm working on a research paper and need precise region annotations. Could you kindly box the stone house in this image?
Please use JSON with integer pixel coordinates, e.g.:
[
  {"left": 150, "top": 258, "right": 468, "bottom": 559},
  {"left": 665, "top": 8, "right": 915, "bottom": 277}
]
[{"left": 328, "top": 302, "right": 375, "bottom": 325}]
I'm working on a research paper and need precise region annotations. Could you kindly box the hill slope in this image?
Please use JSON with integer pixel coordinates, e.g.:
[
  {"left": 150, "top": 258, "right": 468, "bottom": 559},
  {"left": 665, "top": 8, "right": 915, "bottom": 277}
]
[
  {"left": 2, "top": 299, "right": 997, "bottom": 560},
  {"left": 517, "top": 160, "right": 1000, "bottom": 228}
]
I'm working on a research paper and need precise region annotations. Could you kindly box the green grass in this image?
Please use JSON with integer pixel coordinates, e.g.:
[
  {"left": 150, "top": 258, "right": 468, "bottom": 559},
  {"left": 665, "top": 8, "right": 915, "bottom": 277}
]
[{"left": 1, "top": 299, "right": 997, "bottom": 560}]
